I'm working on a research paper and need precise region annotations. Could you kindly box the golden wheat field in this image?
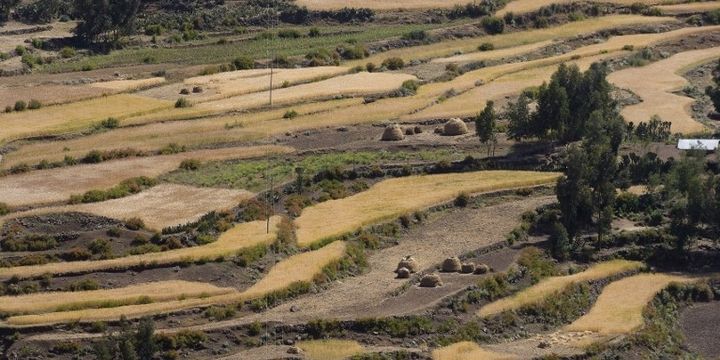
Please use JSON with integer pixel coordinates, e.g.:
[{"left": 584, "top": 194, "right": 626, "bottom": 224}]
[
  {"left": 0, "top": 217, "right": 279, "bottom": 281},
  {"left": 655, "top": 1, "right": 720, "bottom": 14},
  {"left": 0, "top": 281, "right": 236, "bottom": 315},
  {"left": 432, "top": 40, "right": 555, "bottom": 64},
  {"left": 608, "top": 46, "right": 720, "bottom": 134},
  {"left": 3, "top": 240, "right": 346, "bottom": 326},
  {"left": 353, "top": 15, "right": 674, "bottom": 66},
  {"left": 294, "top": 0, "right": 466, "bottom": 10},
  {"left": 0, "top": 84, "right": 116, "bottom": 109},
  {"left": 496, "top": 0, "right": 664, "bottom": 16},
  {"left": 0, "top": 145, "right": 292, "bottom": 207},
  {"left": 2, "top": 99, "right": 357, "bottom": 167},
  {"left": 477, "top": 260, "right": 644, "bottom": 318},
  {"left": 432, "top": 342, "right": 518, "bottom": 360},
  {"left": 565, "top": 273, "right": 694, "bottom": 335},
  {"left": 89, "top": 77, "right": 166, "bottom": 92},
  {"left": 0, "top": 94, "right": 173, "bottom": 144},
  {"left": 295, "top": 171, "right": 561, "bottom": 247},
  {"left": 297, "top": 339, "right": 365, "bottom": 360},
  {"left": 0, "top": 184, "right": 252, "bottom": 231}
]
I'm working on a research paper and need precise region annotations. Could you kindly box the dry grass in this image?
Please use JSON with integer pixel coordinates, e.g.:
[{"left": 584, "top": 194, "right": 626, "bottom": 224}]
[
  {"left": 295, "top": 0, "right": 465, "bottom": 10},
  {"left": 497, "top": 0, "right": 664, "bottom": 16},
  {"left": 432, "top": 342, "right": 518, "bottom": 360},
  {"left": 477, "top": 260, "right": 645, "bottom": 318},
  {"left": 0, "top": 145, "right": 291, "bottom": 207},
  {"left": 297, "top": 339, "right": 365, "bottom": 360},
  {"left": 0, "top": 21, "right": 76, "bottom": 52},
  {"left": 608, "top": 46, "right": 720, "bottom": 134},
  {"left": 565, "top": 273, "right": 694, "bottom": 334},
  {"left": 89, "top": 77, "right": 166, "bottom": 92},
  {"left": 3, "top": 240, "right": 346, "bottom": 326},
  {"left": 353, "top": 15, "right": 674, "bottom": 66},
  {"left": 433, "top": 40, "right": 554, "bottom": 64},
  {"left": 0, "top": 281, "right": 235, "bottom": 315},
  {"left": 0, "top": 94, "right": 173, "bottom": 144},
  {"left": 655, "top": 1, "right": 720, "bottom": 14},
  {"left": 2, "top": 99, "right": 358, "bottom": 167},
  {"left": 0, "top": 217, "right": 279, "bottom": 281},
  {"left": 0, "top": 184, "right": 253, "bottom": 232},
  {"left": 295, "top": 171, "right": 561, "bottom": 247},
  {"left": 184, "top": 66, "right": 350, "bottom": 101},
  {"left": 0, "top": 84, "right": 114, "bottom": 109}
]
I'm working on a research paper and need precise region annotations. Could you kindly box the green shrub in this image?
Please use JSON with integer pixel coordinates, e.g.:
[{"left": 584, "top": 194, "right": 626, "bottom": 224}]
[
  {"left": 125, "top": 217, "right": 146, "bottom": 230},
  {"left": 478, "top": 42, "right": 495, "bottom": 51},
  {"left": 66, "top": 279, "right": 100, "bottom": 291},
  {"left": 88, "top": 239, "right": 111, "bottom": 255},
  {"left": 232, "top": 56, "right": 254, "bottom": 70},
  {"left": 283, "top": 110, "right": 299, "bottom": 119},
  {"left": 0, "top": 202, "right": 8, "bottom": 216},
  {"left": 14, "top": 100, "right": 26, "bottom": 112},
  {"left": 28, "top": 99, "right": 41, "bottom": 110},
  {"left": 366, "top": 62, "right": 376, "bottom": 72},
  {"left": 204, "top": 305, "right": 237, "bottom": 321},
  {"left": 308, "top": 27, "right": 321, "bottom": 37},
  {"left": 403, "top": 30, "right": 428, "bottom": 41},
  {"left": 337, "top": 43, "right": 368, "bottom": 60},
  {"left": 278, "top": 29, "right": 301, "bottom": 38},
  {"left": 175, "top": 98, "right": 191, "bottom": 108},
  {"left": 481, "top": 17, "right": 505, "bottom": 34},
  {"left": 179, "top": 159, "right": 201, "bottom": 171},
  {"left": 382, "top": 57, "right": 405, "bottom": 70},
  {"left": 454, "top": 192, "right": 470, "bottom": 207},
  {"left": 15, "top": 45, "right": 26, "bottom": 56}
]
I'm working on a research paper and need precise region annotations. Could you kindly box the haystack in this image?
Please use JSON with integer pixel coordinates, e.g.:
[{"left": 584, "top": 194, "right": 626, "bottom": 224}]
[
  {"left": 474, "top": 263, "right": 490, "bottom": 274},
  {"left": 381, "top": 124, "right": 405, "bottom": 141},
  {"left": 461, "top": 263, "right": 476, "bottom": 274},
  {"left": 396, "top": 256, "right": 419, "bottom": 273},
  {"left": 396, "top": 267, "right": 411, "bottom": 279},
  {"left": 442, "top": 257, "right": 462, "bottom": 272},
  {"left": 405, "top": 127, "right": 415, "bottom": 136},
  {"left": 443, "top": 118, "right": 468, "bottom": 136},
  {"left": 414, "top": 126, "right": 423, "bottom": 134},
  {"left": 420, "top": 273, "right": 442, "bottom": 288}
]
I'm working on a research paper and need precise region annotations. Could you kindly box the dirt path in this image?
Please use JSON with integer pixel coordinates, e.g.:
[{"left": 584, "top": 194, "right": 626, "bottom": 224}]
[
  {"left": 680, "top": 301, "right": 720, "bottom": 359},
  {"left": 215, "top": 345, "right": 421, "bottom": 360}
]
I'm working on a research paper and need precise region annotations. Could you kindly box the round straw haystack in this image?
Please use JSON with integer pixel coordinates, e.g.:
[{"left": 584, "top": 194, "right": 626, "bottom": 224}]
[
  {"left": 397, "top": 256, "right": 419, "bottom": 273},
  {"left": 414, "top": 126, "right": 423, "bottom": 134},
  {"left": 474, "top": 263, "right": 490, "bottom": 275},
  {"left": 405, "top": 127, "right": 415, "bottom": 136},
  {"left": 442, "top": 257, "right": 462, "bottom": 272},
  {"left": 420, "top": 273, "right": 442, "bottom": 288},
  {"left": 461, "top": 263, "right": 476, "bottom": 274},
  {"left": 381, "top": 124, "right": 405, "bottom": 141},
  {"left": 443, "top": 118, "right": 468, "bottom": 136},
  {"left": 396, "top": 267, "right": 411, "bottom": 279}
]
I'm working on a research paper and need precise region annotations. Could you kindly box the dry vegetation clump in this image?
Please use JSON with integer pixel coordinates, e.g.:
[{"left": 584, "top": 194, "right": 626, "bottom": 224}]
[
  {"left": 432, "top": 341, "right": 518, "bottom": 360},
  {"left": 0, "top": 281, "right": 235, "bottom": 315},
  {"left": 477, "top": 260, "right": 644, "bottom": 318},
  {"left": 381, "top": 124, "right": 406, "bottom": 141},
  {"left": 296, "top": 339, "right": 365, "bottom": 360},
  {"left": 3, "top": 239, "right": 345, "bottom": 326},
  {"left": 442, "top": 257, "right": 462, "bottom": 272},
  {"left": 0, "top": 94, "right": 173, "bottom": 144},
  {"left": 89, "top": 77, "right": 166, "bottom": 92},
  {"left": 420, "top": 273, "right": 443, "bottom": 288},
  {"left": 443, "top": 118, "right": 468, "bottom": 136},
  {"left": 608, "top": 46, "right": 720, "bottom": 134},
  {"left": 0, "top": 217, "right": 279, "bottom": 281},
  {"left": 565, "top": 273, "right": 694, "bottom": 335},
  {"left": 0, "top": 145, "right": 292, "bottom": 207},
  {"left": 295, "top": 171, "right": 561, "bottom": 247}
]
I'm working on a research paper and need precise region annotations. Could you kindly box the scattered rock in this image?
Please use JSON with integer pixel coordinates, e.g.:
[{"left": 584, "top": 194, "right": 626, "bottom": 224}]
[{"left": 290, "top": 305, "right": 300, "bottom": 313}]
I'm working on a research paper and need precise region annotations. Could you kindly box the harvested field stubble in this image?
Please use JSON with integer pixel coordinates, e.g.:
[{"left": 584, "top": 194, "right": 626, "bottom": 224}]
[
  {"left": 295, "top": 171, "right": 561, "bottom": 247},
  {"left": 608, "top": 46, "right": 720, "bottom": 134},
  {"left": 89, "top": 77, "right": 166, "bottom": 92},
  {"left": 0, "top": 94, "right": 173, "bottom": 144},
  {"left": 477, "top": 260, "right": 644, "bottom": 318},
  {"left": 297, "top": 339, "right": 365, "bottom": 360},
  {"left": 0, "top": 184, "right": 253, "bottom": 233},
  {"left": 0, "top": 281, "right": 235, "bottom": 315},
  {"left": 433, "top": 341, "right": 518, "bottom": 360},
  {"left": 0, "top": 145, "right": 293, "bottom": 207},
  {"left": 3, "top": 241, "right": 347, "bottom": 326},
  {"left": 0, "top": 217, "right": 279, "bottom": 280},
  {"left": 497, "top": 0, "right": 663, "bottom": 16},
  {"left": 565, "top": 273, "right": 694, "bottom": 335},
  {"left": 655, "top": 1, "right": 720, "bottom": 14},
  {"left": 296, "top": 0, "right": 466, "bottom": 10}
]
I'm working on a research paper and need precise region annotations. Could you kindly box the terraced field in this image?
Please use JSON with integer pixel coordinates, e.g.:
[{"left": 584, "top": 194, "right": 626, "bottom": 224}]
[
  {"left": 295, "top": 0, "right": 466, "bottom": 10},
  {"left": 496, "top": 0, "right": 663, "bottom": 16}
]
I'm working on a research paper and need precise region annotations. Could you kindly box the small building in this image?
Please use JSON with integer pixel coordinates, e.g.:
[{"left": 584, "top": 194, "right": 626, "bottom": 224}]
[{"left": 677, "top": 139, "right": 720, "bottom": 151}]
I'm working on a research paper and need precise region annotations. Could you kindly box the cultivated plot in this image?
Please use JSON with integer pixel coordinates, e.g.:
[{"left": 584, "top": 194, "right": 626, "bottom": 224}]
[
  {"left": 608, "top": 46, "right": 720, "bottom": 134},
  {"left": 297, "top": 339, "right": 365, "bottom": 360},
  {"left": 655, "top": 1, "right": 720, "bottom": 14},
  {"left": 0, "top": 145, "right": 292, "bottom": 207},
  {"left": 295, "top": 0, "right": 466, "bottom": 10},
  {"left": 295, "top": 171, "right": 561, "bottom": 247},
  {"left": 433, "top": 342, "right": 517, "bottom": 360},
  {"left": 497, "top": 0, "right": 663, "bottom": 16},
  {"left": 88, "top": 77, "right": 166, "bottom": 92},
  {"left": 0, "top": 184, "right": 252, "bottom": 231}
]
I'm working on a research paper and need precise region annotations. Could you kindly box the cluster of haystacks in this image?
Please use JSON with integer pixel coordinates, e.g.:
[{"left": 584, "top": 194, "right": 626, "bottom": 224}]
[
  {"left": 461, "top": 262, "right": 476, "bottom": 274},
  {"left": 382, "top": 124, "right": 405, "bottom": 141},
  {"left": 441, "top": 257, "right": 491, "bottom": 275},
  {"left": 443, "top": 118, "right": 468, "bottom": 136},
  {"left": 420, "top": 273, "right": 442, "bottom": 288},
  {"left": 396, "top": 256, "right": 419, "bottom": 279}
]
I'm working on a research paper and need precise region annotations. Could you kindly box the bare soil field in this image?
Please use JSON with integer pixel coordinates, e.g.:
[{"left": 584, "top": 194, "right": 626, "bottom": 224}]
[
  {"left": 681, "top": 301, "right": 720, "bottom": 359},
  {"left": 609, "top": 46, "right": 720, "bottom": 134},
  {"left": 0, "top": 145, "right": 292, "bottom": 207},
  {"left": 0, "top": 184, "right": 252, "bottom": 231}
]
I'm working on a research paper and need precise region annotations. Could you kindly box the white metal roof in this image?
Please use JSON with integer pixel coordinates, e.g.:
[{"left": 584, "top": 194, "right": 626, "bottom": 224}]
[{"left": 677, "top": 139, "right": 720, "bottom": 151}]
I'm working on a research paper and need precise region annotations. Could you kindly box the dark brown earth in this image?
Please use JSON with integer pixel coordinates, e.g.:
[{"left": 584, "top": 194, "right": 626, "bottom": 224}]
[{"left": 680, "top": 301, "right": 720, "bottom": 360}]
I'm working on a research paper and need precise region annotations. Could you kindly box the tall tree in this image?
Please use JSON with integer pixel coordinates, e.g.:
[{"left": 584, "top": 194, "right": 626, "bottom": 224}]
[
  {"left": 0, "top": 0, "right": 20, "bottom": 23},
  {"left": 534, "top": 80, "right": 570, "bottom": 140},
  {"left": 506, "top": 93, "right": 532, "bottom": 141},
  {"left": 135, "top": 317, "right": 156, "bottom": 360},
  {"left": 556, "top": 146, "right": 593, "bottom": 240},
  {"left": 476, "top": 101, "right": 497, "bottom": 156},
  {"left": 73, "top": 0, "right": 141, "bottom": 44}
]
